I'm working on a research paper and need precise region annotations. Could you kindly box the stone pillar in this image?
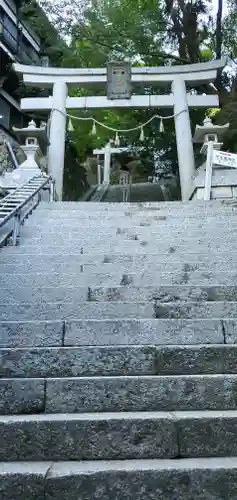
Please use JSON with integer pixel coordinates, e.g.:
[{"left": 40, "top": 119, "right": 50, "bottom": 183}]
[
  {"left": 97, "top": 155, "right": 101, "bottom": 185},
  {"left": 172, "top": 77, "right": 196, "bottom": 201},
  {"left": 103, "top": 142, "right": 111, "bottom": 184},
  {"left": 204, "top": 140, "right": 214, "bottom": 201},
  {"left": 48, "top": 81, "right": 68, "bottom": 201}
]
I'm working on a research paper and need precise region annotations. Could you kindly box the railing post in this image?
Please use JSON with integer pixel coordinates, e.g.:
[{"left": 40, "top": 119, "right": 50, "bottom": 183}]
[
  {"left": 12, "top": 211, "right": 21, "bottom": 246},
  {"left": 204, "top": 141, "right": 214, "bottom": 201},
  {"left": 49, "top": 179, "right": 55, "bottom": 202},
  {"left": 38, "top": 191, "right": 42, "bottom": 204}
]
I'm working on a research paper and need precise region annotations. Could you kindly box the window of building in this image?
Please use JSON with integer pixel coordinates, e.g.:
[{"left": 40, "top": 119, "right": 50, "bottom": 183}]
[
  {"left": 0, "top": 9, "right": 18, "bottom": 52},
  {"left": 20, "top": 36, "right": 41, "bottom": 65},
  {"left": 0, "top": 96, "right": 10, "bottom": 130}
]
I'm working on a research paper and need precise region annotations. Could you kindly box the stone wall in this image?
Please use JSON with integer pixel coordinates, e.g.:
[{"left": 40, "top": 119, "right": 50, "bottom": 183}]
[{"left": 0, "top": 127, "right": 26, "bottom": 174}]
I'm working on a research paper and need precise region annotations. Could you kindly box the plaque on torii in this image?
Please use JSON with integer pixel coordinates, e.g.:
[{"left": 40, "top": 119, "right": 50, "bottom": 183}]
[{"left": 107, "top": 61, "right": 131, "bottom": 100}]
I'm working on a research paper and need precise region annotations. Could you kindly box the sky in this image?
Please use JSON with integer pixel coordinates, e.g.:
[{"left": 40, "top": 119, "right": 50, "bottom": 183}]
[{"left": 212, "top": 0, "right": 229, "bottom": 16}]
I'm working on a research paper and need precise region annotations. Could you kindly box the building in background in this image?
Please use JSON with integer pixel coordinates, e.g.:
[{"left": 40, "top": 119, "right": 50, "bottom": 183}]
[{"left": 0, "top": 0, "right": 57, "bottom": 140}]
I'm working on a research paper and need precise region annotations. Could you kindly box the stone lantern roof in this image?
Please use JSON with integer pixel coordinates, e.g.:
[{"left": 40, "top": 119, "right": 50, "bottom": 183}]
[{"left": 193, "top": 116, "right": 229, "bottom": 144}]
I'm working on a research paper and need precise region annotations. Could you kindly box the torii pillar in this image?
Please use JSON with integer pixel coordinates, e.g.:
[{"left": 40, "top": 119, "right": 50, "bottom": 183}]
[{"left": 47, "top": 82, "right": 68, "bottom": 200}]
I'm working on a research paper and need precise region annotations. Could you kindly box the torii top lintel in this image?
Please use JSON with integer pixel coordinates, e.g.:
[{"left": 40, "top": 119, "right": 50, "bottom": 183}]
[{"left": 13, "top": 58, "right": 227, "bottom": 88}]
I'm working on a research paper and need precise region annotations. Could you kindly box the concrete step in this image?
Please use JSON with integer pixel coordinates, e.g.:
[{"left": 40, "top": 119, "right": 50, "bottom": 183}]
[
  {"left": 0, "top": 318, "right": 227, "bottom": 348},
  {"left": 1, "top": 410, "right": 237, "bottom": 461},
  {"left": 2, "top": 457, "right": 237, "bottom": 499},
  {"left": 3, "top": 374, "right": 237, "bottom": 415},
  {"left": 1, "top": 300, "right": 237, "bottom": 321},
  {"left": 1, "top": 344, "right": 236, "bottom": 378},
  {"left": 2, "top": 284, "right": 237, "bottom": 304}
]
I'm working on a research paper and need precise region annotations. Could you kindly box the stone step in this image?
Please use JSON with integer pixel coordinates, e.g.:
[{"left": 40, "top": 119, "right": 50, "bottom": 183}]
[
  {"left": 1, "top": 410, "right": 237, "bottom": 462},
  {"left": 2, "top": 245, "right": 235, "bottom": 256},
  {"left": 23, "top": 217, "right": 237, "bottom": 228},
  {"left": 29, "top": 212, "right": 237, "bottom": 223},
  {"left": 2, "top": 284, "right": 237, "bottom": 304},
  {"left": 27, "top": 214, "right": 237, "bottom": 226},
  {"left": 0, "top": 301, "right": 155, "bottom": 321},
  {"left": 21, "top": 219, "right": 237, "bottom": 230},
  {"left": 0, "top": 300, "right": 237, "bottom": 322},
  {"left": 1, "top": 270, "right": 237, "bottom": 287},
  {"left": 0, "top": 318, "right": 226, "bottom": 348},
  {"left": 46, "top": 373, "right": 237, "bottom": 414},
  {"left": 0, "top": 411, "right": 177, "bottom": 461},
  {"left": 35, "top": 202, "right": 237, "bottom": 214},
  {"left": 1, "top": 259, "right": 237, "bottom": 275},
  {"left": 2, "top": 457, "right": 237, "bottom": 500},
  {"left": 36, "top": 199, "right": 237, "bottom": 208},
  {"left": 3, "top": 244, "right": 236, "bottom": 257},
  {"left": 0, "top": 378, "right": 45, "bottom": 414},
  {"left": 88, "top": 285, "right": 237, "bottom": 303},
  {"left": 0, "top": 251, "right": 235, "bottom": 266},
  {"left": 1, "top": 344, "right": 236, "bottom": 378},
  {"left": 16, "top": 230, "right": 237, "bottom": 243},
  {"left": 44, "top": 374, "right": 237, "bottom": 413},
  {"left": 153, "top": 301, "right": 237, "bottom": 319},
  {"left": 2, "top": 374, "right": 237, "bottom": 414},
  {"left": 10, "top": 239, "right": 237, "bottom": 253}
]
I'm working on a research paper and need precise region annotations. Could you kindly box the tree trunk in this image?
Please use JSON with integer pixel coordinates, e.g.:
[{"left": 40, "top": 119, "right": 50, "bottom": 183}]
[
  {"left": 215, "top": 0, "right": 223, "bottom": 93},
  {"left": 216, "top": 0, "right": 223, "bottom": 59}
]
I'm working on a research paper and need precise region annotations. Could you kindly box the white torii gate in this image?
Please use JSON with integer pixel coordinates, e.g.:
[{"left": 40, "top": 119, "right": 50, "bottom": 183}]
[
  {"left": 13, "top": 59, "right": 226, "bottom": 201},
  {"left": 93, "top": 145, "right": 130, "bottom": 185}
]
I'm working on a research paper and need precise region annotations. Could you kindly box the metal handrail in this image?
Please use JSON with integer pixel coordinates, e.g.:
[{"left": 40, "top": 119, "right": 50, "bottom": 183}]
[
  {"left": 0, "top": 176, "right": 51, "bottom": 228},
  {"left": 4, "top": 139, "right": 19, "bottom": 170},
  {"left": 0, "top": 174, "right": 54, "bottom": 246},
  {"left": 89, "top": 183, "right": 109, "bottom": 202}
]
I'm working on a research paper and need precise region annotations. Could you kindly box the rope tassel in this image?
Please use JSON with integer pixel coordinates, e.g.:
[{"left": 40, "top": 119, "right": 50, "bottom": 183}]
[
  {"left": 91, "top": 120, "right": 97, "bottom": 135},
  {"left": 139, "top": 127, "right": 145, "bottom": 141},
  {"left": 67, "top": 118, "right": 74, "bottom": 132},
  {"left": 115, "top": 132, "right": 120, "bottom": 146},
  {"left": 159, "top": 117, "right": 164, "bottom": 133}
]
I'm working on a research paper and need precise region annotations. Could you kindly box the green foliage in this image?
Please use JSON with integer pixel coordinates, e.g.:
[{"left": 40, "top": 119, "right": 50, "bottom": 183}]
[{"left": 20, "top": 0, "right": 69, "bottom": 65}]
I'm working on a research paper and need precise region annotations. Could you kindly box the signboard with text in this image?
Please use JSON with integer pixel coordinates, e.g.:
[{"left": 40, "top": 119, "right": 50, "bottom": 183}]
[
  {"left": 107, "top": 62, "right": 131, "bottom": 100},
  {"left": 213, "top": 150, "right": 237, "bottom": 169}
]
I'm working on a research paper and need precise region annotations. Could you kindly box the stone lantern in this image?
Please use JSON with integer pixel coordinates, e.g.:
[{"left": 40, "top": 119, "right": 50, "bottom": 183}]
[
  {"left": 0, "top": 120, "right": 49, "bottom": 191},
  {"left": 191, "top": 117, "right": 237, "bottom": 201},
  {"left": 193, "top": 116, "right": 229, "bottom": 153}
]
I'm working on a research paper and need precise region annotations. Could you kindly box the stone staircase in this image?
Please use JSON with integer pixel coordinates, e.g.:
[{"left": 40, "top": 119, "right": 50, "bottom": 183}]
[{"left": 1, "top": 199, "right": 237, "bottom": 499}]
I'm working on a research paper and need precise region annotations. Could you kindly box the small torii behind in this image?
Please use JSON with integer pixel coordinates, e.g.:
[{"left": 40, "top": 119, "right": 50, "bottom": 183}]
[{"left": 93, "top": 144, "right": 131, "bottom": 185}]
